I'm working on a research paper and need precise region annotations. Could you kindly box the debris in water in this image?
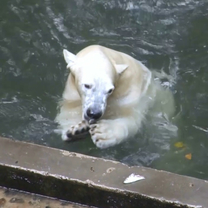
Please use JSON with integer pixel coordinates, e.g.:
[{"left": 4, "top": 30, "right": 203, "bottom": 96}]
[
  {"left": 174, "top": 141, "right": 185, "bottom": 148},
  {"left": 185, "top": 153, "right": 192, "bottom": 160},
  {"left": 124, "top": 173, "right": 145, "bottom": 184}
]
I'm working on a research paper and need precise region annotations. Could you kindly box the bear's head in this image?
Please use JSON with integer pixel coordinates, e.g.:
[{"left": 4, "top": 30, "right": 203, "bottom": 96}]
[{"left": 63, "top": 48, "right": 128, "bottom": 124}]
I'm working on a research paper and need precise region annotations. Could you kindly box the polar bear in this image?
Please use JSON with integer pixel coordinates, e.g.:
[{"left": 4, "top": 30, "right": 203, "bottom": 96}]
[{"left": 55, "top": 45, "right": 175, "bottom": 149}]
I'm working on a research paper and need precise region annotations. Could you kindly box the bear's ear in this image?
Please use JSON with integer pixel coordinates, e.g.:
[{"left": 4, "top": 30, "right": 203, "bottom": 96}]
[
  {"left": 63, "top": 49, "right": 77, "bottom": 73},
  {"left": 114, "top": 64, "right": 128, "bottom": 75}
]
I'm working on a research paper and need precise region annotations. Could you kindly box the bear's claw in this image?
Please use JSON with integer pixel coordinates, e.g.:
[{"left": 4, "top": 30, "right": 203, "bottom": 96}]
[
  {"left": 89, "top": 121, "right": 117, "bottom": 148},
  {"left": 65, "top": 120, "right": 90, "bottom": 142}
]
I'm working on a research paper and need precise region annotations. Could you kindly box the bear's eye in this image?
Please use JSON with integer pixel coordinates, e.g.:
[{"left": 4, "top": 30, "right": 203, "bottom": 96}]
[
  {"left": 84, "top": 84, "right": 92, "bottom": 89},
  {"left": 107, "top": 88, "right": 114, "bottom": 94}
]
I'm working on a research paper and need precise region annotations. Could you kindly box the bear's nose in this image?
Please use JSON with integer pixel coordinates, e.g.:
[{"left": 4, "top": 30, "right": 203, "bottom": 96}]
[{"left": 86, "top": 108, "right": 102, "bottom": 120}]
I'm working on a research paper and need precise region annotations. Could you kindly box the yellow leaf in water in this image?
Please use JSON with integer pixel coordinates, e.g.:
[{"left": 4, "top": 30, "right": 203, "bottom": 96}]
[
  {"left": 174, "top": 142, "right": 185, "bottom": 148},
  {"left": 185, "top": 153, "right": 192, "bottom": 160}
]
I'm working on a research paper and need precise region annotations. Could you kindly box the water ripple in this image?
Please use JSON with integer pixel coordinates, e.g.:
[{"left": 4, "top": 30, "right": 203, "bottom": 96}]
[{"left": 0, "top": 0, "right": 208, "bottom": 179}]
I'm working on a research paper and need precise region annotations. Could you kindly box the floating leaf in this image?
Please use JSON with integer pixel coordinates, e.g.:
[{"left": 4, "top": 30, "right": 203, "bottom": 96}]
[
  {"left": 174, "top": 142, "right": 185, "bottom": 148},
  {"left": 185, "top": 153, "right": 192, "bottom": 160}
]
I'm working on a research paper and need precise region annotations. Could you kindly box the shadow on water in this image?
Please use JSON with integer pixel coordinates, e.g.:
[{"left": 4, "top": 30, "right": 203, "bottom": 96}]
[{"left": 0, "top": 0, "right": 208, "bottom": 179}]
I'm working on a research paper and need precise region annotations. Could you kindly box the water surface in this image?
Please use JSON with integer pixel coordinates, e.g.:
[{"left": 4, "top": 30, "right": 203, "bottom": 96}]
[{"left": 0, "top": 0, "right": 208, "bottom": 180}]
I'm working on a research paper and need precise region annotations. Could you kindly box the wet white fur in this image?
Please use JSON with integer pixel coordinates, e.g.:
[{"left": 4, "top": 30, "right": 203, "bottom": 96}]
[{"left": 55, "top": 45, "right": 174, "bottom": 148}]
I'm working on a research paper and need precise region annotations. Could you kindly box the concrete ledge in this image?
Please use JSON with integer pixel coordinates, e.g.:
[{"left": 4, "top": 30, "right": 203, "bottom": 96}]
[
  {"left": 0, "top": 187, "right": 88, "bottom": 208},
  {"left": 0, "top": 136, "right": 207, "bottom": 208}
]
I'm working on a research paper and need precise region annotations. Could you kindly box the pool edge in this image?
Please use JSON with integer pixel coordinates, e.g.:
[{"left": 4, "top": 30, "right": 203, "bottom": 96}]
[{"left": 0, "top": 136, "right": 207, "bottom": 208}]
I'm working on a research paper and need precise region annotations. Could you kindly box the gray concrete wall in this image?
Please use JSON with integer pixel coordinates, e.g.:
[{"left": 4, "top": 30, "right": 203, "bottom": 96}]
[
  {"left": 0, "top": 187, "right": 89, "bottom": 208},
  {"left": 0, "top": 137, "right": 207, "bottom": 208}
]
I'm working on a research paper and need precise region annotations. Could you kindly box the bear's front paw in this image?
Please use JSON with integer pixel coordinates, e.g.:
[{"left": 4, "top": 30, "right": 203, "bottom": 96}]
[
  {"left": 63, "top": 120, "right": 90, "bottom": 142},
  {"left": 89, "top": 121, "right": 119, "bottom": 149}
]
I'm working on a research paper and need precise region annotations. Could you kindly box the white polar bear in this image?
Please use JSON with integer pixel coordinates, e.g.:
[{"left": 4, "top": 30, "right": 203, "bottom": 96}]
[{"left": 55, "top": 45, "right": 175, "bottom": 149}]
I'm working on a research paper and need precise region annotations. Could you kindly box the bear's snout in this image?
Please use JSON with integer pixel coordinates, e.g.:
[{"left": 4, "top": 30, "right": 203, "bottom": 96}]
[{"left": 86, "top": 107, "right": 102, "bottom": 121}]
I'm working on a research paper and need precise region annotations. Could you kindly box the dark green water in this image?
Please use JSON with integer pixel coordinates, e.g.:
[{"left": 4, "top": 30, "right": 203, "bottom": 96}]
[{"left": 0, "top": 0, "right": 208, "bottom": 180}]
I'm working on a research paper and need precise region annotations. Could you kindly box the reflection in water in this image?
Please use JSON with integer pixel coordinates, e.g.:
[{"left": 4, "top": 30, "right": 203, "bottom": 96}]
[{"left": 0, "top": 0, "right": 208, "bottom": 179}]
